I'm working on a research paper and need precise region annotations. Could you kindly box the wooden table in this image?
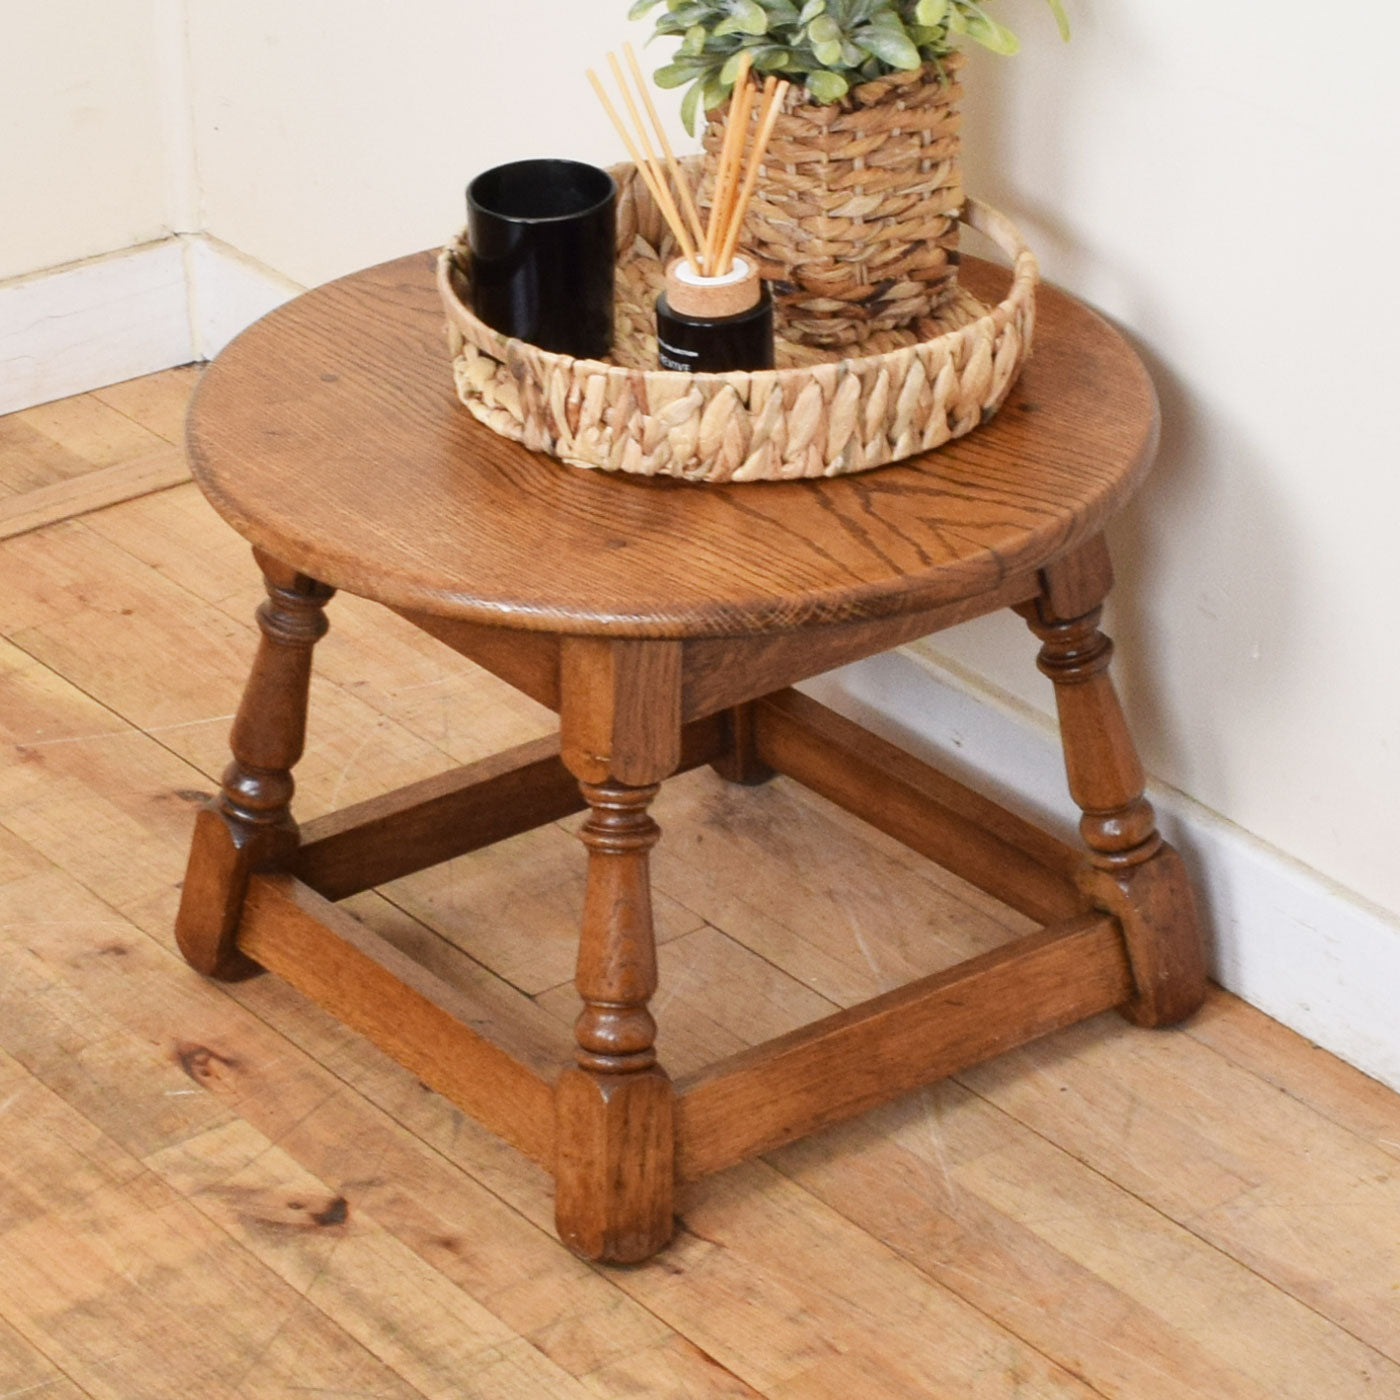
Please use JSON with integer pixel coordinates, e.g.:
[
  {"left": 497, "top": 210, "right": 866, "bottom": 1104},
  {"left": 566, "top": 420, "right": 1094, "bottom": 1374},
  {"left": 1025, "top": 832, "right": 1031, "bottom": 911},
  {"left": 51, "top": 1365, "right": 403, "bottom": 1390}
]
[{"left": 176, "top": 253, "right": 1206, "bottom": 1264}]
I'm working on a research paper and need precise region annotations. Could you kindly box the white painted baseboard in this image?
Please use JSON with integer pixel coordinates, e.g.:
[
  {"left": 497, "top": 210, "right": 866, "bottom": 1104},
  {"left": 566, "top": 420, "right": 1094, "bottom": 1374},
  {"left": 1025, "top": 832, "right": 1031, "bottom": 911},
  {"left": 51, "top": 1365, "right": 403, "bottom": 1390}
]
[
  {"left": 0, "top": 240, "right": 193, "bottom": 415},
  {"left": 803, "top": 645, "right": 1400, "bottom": 1095},
  {"left": 186, "top": 235, "right": 302, "bottom": 360},
  {"left": 0, "top": 235, "right": 301, "bottom": 414}
]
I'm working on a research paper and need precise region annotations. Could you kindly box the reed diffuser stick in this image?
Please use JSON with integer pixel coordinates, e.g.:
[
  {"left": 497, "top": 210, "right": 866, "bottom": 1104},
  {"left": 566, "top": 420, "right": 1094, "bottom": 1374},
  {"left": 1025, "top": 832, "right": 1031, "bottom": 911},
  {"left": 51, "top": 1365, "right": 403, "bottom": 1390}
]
[
  {"left": 716, "top": 77, "right": 788, "bottom": 276},
  {"left": 605, "top": 54, "right": 703, "bottom": 275},
  {"left": 703, "top": 53, "right": 753, "bottom": 275},
  {"left": 624, "top": 42, "right": 706, "bottom": 253},
  {"left": 588, "top": 67, "right": 702, "bottom": 274},
  {"left": 719, "top": 78, "right": 756, "bottom": 268},
  {"left": 591, "top": 48, "right": 778, "bottom": 282}
]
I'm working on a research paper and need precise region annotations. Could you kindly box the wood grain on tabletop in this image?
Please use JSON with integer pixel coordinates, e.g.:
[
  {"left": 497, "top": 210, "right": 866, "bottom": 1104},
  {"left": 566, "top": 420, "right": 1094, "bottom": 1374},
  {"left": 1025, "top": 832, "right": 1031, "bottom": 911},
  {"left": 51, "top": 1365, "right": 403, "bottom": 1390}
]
[{"left": 185, "top": 255, "right": 1158, "bottom": 636}]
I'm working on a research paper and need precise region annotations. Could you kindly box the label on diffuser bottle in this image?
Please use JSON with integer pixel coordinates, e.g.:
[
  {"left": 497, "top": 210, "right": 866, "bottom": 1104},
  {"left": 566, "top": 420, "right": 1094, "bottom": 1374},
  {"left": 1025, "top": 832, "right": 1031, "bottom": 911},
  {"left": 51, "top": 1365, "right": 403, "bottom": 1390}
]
[{"left": 657, "top": 340, "right": 700, "bottom": 372}]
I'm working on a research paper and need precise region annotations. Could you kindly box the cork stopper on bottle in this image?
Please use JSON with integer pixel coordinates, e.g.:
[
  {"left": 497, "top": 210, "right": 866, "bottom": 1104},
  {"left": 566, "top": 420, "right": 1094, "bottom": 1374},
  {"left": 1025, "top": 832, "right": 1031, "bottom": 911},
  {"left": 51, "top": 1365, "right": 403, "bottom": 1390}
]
[{"left": 664, "top": 256, "right": 762, "bottom": 320}]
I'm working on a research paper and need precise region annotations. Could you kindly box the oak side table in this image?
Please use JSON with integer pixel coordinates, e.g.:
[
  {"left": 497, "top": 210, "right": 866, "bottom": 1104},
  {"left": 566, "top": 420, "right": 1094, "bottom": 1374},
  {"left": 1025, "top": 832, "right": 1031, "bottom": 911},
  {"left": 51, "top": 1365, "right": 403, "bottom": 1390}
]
[{"left": 176, "top": 253, "right": 1207, "bottom": 1264}]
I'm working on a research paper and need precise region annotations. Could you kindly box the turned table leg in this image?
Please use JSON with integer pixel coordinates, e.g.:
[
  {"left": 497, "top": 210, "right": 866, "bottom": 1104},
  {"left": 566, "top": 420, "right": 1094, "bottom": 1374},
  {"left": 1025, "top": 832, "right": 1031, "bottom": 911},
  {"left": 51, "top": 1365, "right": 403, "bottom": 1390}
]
[
  {"left": 554, "top": 780, "right": 674, "bottom": 1263},
  {"left": 1020, "top": 539, "right": 1208, "bottom": 1027},
  {"left": 554, "top": 638, "right": 681, "bottom": 1263},
  {"left": 176, "top": 551, "right": 334, "bottom": 980},
  {"left": 711, "top": 701, "right": 776, "bottom": 786}
]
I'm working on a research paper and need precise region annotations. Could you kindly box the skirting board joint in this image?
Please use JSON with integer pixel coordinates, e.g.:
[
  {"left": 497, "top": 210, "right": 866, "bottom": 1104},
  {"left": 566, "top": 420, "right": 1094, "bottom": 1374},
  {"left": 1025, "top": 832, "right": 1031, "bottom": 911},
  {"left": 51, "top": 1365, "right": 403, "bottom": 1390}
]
[{"left": 0, "top": 234, "right": 301, "bottom": 415}]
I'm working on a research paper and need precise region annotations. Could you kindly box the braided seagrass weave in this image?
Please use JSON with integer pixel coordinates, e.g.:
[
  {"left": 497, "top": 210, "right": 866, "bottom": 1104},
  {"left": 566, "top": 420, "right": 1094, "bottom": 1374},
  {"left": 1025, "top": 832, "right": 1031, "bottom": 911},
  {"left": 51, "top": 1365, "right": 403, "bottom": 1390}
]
[
  {"left": 703, "top": 56, "right": 964, "bottom": 347},
  {"left": 438, "top": 159, "right": 1036, "bottom": 483}
]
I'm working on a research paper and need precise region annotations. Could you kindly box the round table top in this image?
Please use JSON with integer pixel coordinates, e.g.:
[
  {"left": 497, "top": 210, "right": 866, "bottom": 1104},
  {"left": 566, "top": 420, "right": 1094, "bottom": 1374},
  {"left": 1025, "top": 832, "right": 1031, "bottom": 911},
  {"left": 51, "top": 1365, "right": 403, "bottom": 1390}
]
[{"left": 187, "top": 254, "right": 1158, "bottom": 639}]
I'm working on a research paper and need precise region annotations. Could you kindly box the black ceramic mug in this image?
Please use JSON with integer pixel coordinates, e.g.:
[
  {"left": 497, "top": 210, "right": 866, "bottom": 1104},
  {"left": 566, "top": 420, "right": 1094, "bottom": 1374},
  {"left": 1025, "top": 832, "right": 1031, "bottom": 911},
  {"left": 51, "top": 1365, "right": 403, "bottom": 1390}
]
[{"left": 466, "top": 158, "right": 616, "bottom": 359}]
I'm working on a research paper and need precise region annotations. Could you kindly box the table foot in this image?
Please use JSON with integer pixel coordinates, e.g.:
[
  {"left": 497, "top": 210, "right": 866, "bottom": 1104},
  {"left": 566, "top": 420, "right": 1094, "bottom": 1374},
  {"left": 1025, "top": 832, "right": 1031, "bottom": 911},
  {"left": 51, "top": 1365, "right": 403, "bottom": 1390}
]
[
  {"left": 555, "top": 1067, "right": 674, "bottom": 1263},
  {"left": 1080, "top": 850, "right": 1207, "bottom": 1027},
  {"left": 175, "top": 552, "right": 333, "bottom": 981}
]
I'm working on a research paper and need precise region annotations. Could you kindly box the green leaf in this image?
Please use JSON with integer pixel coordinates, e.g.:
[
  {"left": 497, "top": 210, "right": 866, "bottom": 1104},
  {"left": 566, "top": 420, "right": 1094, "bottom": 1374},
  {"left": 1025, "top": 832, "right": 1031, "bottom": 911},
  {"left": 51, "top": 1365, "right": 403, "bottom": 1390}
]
[
  {"left": 760, "top": 0, "right": 802, "bottom": 23},
  {"left": 797, "top": 0, "right": 826, "bottom": 21},
  {"left": 654, "top": 60, "right": 704, "bottom": 87},
  {"left": 813, "top": 38, "right": 844, "bottom": 64},
  {"left": 962, "top": 11, "right": 1019, "bottom": 54},
  {"left": 713, "top": 0, "right": 769, "bottom": 35},
  {"left": 805, "top": 68, "right": 850, "bottom": 101},
  {"left": 752, "top": 44, "right": 795, "bottom": 69},
  {"left": 855, "top": 17, "right": 921, "bottom": 68},
  {"left": 629, "top": 0, "right": 664, "bottom": 18},
  {"left": 719, "top": 48, "right": 748, "bottom": 83},
  {"left": 914, "top": 0, "right": 949, "bottom": 26},
  {"left": 702, "top": 74, "right": 732, "bottom": 110},
  {"left": 653, "top": 1, "right": 713, "bottom": 31},
  {"left": 680, "top": 78, "right": 706, "bottom": 134},
  {"left": 807, "top": 13, "right": 841, "bottom": 42},
  {"left": 1045, "top": 0, "right": 1071, "bottom": 41}
]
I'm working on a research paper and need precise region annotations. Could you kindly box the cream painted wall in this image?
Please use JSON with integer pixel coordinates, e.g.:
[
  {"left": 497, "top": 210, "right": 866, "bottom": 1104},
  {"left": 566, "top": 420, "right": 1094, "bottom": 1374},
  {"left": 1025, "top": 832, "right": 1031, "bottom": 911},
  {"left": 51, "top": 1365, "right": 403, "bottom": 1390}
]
[
  {"left": 186, "top": 0, "right": 687, "bottom": 289},
  {"left": 0, "top": 0, "right": 177, "bottom": 281}
]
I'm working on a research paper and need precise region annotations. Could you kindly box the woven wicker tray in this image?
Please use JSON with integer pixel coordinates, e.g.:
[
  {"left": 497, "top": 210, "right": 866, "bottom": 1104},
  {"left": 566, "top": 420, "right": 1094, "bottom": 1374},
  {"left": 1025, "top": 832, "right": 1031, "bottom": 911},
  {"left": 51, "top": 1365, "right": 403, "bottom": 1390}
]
[{"left": 438, "top": 160, "right": 1037, "bottom": 483}]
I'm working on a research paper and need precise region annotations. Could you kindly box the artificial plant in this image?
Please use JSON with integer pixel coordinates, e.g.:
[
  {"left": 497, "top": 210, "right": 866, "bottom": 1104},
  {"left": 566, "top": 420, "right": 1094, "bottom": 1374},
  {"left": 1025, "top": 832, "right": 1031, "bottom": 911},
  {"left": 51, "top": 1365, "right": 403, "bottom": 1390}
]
[{"left": 631, "top": 0, "right": 1069, "bottom": 130}]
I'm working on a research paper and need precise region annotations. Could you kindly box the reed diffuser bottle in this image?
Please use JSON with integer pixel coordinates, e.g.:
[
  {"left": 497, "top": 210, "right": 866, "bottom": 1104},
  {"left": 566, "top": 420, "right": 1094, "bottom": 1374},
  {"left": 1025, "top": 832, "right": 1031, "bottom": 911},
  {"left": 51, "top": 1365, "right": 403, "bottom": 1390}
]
[{"left": 656, "top": 255, "right": 773, "bottom": 373}]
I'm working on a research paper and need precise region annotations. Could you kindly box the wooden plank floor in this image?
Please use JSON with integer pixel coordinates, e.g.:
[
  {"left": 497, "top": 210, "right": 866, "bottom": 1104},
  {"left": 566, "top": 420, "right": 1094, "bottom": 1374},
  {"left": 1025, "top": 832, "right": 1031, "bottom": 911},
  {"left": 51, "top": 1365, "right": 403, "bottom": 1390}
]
[{"left": 2, "top": 370, "right": 1400, "bottom": 1399}]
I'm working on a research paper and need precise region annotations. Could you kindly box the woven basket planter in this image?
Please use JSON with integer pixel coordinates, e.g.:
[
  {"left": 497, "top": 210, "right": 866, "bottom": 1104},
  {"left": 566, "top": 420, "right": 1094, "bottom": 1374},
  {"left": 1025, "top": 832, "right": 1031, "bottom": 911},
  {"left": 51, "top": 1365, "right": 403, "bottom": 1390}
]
[
  {"left": 438, "top": 158, "right": 1035, "bottom": 484},
  {"left": 702, "top": 55, "right": 964, "bottom": 349}
]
